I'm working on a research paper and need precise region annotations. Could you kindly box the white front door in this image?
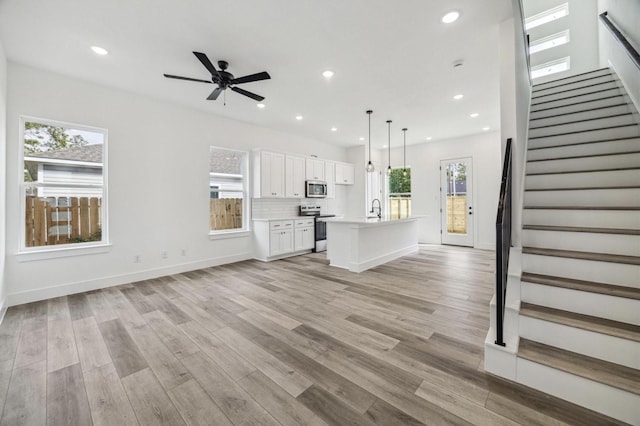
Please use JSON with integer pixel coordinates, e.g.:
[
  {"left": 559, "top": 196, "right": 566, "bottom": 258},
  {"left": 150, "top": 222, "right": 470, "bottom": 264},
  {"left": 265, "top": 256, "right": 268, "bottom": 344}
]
[{"left": 441, "top": 158, "right": 474, "bottom": 247}]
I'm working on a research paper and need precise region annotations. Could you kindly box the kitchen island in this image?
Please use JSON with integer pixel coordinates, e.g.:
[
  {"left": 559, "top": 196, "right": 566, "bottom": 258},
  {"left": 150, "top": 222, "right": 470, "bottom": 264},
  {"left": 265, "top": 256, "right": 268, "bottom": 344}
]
[{"left": 324, "top": 216, "right": 420, "bottom": 272}]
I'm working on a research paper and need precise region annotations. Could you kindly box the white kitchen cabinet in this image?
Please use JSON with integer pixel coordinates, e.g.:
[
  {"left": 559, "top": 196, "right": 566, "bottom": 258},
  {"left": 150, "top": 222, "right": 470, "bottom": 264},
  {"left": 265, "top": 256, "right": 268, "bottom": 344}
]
[
  {"left": 305, "top": 158, "right": 325, "bottom": 181},
  {"left": 285, "top": 155, "right": 306, "bottom": 198},
  {"left": 335, "top": 162, "right": 355, "bottom": 185},
  {"left": 325, "top": 161, "right": 336, "bottom": 198},
  {"left": 270, "top": 229, "right": 294, "bottom": 256},
  {"left": 294, "top": 218, "right": 315, "bottom": 250},
  {"left": 254, "top": 150, "right": 285, "bottom": 198}
]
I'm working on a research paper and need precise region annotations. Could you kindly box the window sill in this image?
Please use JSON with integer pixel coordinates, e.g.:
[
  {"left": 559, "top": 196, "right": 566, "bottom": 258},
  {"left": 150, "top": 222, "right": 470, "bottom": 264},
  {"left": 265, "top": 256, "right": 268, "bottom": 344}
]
[
  {"left": 16, "top": 243, "right": 112, "bottom": 262},
  {"left": 208, "top": 230, "right": 252, "bottom": 240}
]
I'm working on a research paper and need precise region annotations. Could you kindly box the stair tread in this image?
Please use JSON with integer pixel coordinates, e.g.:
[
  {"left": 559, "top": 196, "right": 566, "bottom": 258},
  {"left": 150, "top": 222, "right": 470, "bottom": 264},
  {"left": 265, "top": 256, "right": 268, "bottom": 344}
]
[
  {"left": 532, "top": 68, "right": 611, "bottom": 90},
  {"left": 524, "top": 206, "right": 640, "bottom": 211},
  {"left": 521, "top": 272, "right": 640, "bottom": 300},
  {"left": 522, "top": 247, "right": 640, "bottom": 265},
  {"left": 529, "top": 113, "right": 633, "bottom": 130},
  {"left": 520, "top": 302, "right": 640, "bottom": 342},
  {"left": 529, "top": 103, "right": 629, "bottom": 122},
  {"left": 526, "top": 166, "right": 640, "bottom": 174},
  {"left": 522, "top": 224, "right": 640, "bottom": 235},
  {"left": 531, "top": 95, "right": 624, "bottom": 115},
  {"left": 528, "top": 136, "right": 640, "bottom": 151},
  {"left": 529, "top": 124, "right": 638, "bottom": 140},
  {"left": 518, "top": 339, "right": 640, "bottom": 395},
  {"left": 531, "top": 88, "right": 622, "bottom": 108},
  {"left": 532, "top": 81, "right": 619, "bottom": 100},
  {"left": 525, "top": 185, "right": 640, "bottom": 191},
  {"left": 528, "top": 151, "right": 640, "bottom": 163}
]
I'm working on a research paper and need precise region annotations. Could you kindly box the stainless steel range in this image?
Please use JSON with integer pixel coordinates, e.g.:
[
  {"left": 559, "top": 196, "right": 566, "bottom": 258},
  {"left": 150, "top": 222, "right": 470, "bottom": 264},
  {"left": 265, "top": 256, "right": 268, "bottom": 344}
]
[{"left": 299, "top": 205, "right": 336, "bottom": 252}]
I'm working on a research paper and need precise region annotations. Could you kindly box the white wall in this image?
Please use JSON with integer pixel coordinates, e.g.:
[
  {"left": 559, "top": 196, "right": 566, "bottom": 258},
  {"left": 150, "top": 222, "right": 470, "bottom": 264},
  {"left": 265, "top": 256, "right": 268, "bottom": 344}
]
[
  {"left": 5, "top": 62, "right": 348, "bottom": 306},
  {"left": 401, "top": 132, "right": 501, "bottom": 249},
  {"left": 524, "top": 0, "right": 599, "bottom": 84},
  {"left": 0, "top": 42, "right": 7, "bottom": 318},
  {"left": 598, "top": 0, "right": 640, "bottom": 111}
]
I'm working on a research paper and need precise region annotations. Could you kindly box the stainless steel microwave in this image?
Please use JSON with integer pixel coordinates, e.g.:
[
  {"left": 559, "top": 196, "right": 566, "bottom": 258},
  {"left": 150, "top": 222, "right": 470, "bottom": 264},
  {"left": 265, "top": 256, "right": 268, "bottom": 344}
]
[{"left": 305, "top": 180, "right": 327, "bottom": 198}]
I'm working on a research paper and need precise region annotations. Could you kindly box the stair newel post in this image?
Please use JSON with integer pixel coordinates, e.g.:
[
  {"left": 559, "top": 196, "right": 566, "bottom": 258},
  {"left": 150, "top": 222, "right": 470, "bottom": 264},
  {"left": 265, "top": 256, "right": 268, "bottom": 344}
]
[{"left": 495, "top": 138, "right": 513, "bottom": 347}]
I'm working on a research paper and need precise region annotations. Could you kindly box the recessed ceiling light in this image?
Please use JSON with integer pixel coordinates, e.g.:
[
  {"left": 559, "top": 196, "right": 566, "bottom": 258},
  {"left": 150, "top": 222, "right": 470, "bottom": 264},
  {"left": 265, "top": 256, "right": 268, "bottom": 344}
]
[
  {"left": 470, "top": 113, "right": 479, "bottom": 118},
  {"left": 382, "top": 145, "right": 388, "bottom": 148},
  {"left": 90, "top": 46, "right": 108, "bottom": 55},
  {"left": 257, "top": 103, "right": 266, "bottom": 109},
  {"left": 295, "top": 115, "right": 303, "bottom": 120},
  {"left": 442, "top": 11, "right": 460, "bottom": 24},
  {"left": 426, "top": 137, "right": 432, "bottom": 141},
  {"left": 359, "top": 137, "right": 365, "bottom": 141},
  {"left": 453, "top": 94, "right": 464, "bottom": 100},
  {"left": 482, "top": 126, "right": 490, "bottom": 131},
  {"left": 322, "top": 70, "right": 335, "bottom": 79},
  {"left": 331, "top": 127, "right": 337, "bottom": 132}
]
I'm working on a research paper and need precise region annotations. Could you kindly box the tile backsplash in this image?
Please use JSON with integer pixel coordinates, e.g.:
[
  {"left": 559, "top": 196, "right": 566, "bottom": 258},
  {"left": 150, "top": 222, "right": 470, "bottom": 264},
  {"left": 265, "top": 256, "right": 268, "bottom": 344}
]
[{"left": 252, "top": 191, "right": 345, "bottom": 219}]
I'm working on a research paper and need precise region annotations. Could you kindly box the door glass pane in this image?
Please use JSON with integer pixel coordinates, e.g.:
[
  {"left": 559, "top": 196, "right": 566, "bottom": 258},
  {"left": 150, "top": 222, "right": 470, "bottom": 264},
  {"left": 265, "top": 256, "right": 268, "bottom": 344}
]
[{"left": 445, "top": 162, "right": 467, "bottom": 234}]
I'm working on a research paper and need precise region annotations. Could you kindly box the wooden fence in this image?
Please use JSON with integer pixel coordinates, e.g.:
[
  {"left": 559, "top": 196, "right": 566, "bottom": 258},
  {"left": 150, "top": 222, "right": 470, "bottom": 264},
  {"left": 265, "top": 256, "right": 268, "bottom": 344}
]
[
  {"left": 389, "top": 198, "right": 411, "bottom": 219},
  {"left": 210, "top": 198, "right": 243, "bottom": 231},
  {"left": 25, "top": 196, "right": 102, "bottom": 247},
  {"left": 447, "top": 195, "right": 467, "bottom": 233}
]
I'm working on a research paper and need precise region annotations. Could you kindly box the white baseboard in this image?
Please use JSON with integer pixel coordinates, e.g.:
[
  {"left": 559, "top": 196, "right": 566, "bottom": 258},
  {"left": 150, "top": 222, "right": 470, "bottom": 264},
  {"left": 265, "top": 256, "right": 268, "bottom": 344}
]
[
  {"left": 0, "top": 297, "right": 7, "bottom": 327},
  {"left": 4, "top": 252, "right": 253, "bottom": 308}
]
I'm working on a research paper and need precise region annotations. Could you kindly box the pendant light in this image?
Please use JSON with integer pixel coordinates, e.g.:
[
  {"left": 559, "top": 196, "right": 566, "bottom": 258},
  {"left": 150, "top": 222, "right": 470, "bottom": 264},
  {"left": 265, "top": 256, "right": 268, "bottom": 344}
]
[
  {"left": 386, "top": 120, "right": 392, "bottom": 176},
  {"left": 366, "top": 110, "right": 375, "bottom": 172},
  {"left": 402, "top": 128, "right": 408, "bottom": 177}
]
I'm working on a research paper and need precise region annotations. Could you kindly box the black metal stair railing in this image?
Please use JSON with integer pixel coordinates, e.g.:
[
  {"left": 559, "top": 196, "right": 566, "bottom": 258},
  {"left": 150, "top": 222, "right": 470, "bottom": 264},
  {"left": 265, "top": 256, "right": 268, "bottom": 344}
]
[{"left": 495, "top": 138, "right": 513, "bottom": 347}]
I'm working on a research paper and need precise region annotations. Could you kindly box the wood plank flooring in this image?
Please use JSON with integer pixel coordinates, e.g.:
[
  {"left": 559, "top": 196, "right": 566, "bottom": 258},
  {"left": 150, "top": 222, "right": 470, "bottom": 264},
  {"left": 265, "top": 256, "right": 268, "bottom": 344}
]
[{"left": 0, "top": 245, "right": 627, "bottom": 425}]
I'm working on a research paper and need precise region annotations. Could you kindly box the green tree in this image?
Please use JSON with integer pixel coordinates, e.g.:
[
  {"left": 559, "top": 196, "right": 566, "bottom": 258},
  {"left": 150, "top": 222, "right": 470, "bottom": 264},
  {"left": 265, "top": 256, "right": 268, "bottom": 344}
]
[
  {"left": 24, "top": 122, "right": 88, "bottom": 154},
  {"left": 389, "top": 168, "right": 411, "bottom": 194}
]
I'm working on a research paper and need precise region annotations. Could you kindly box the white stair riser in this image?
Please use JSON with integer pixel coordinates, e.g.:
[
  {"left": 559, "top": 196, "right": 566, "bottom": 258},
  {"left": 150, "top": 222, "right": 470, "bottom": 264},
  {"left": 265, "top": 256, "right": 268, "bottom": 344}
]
[
  {"left": 532, "top": 74, "right": 616, "bottom": 98},
  {"left": 522, "top": 254, "right": 640, "bottom": 287},
  {"left": 527, "top": 138, "right": 640, "bottom": 161},
  {"left": 516, "top": 358, "right": 639, "bottom": 425},
  {"left": 529, "top": 114, "right": 636, "bottom": 138},
  {"left": 522, "top": 282, "right": 640, "bottom": 324},
  {"left": 519, "top": 316, "right": 640, "bottom": 369},
  {"left": 531, "top": 81, "right": 621, "bottom": 104},
  {"left": 523, "top": 209, "right": 640, "bottom": 230},
  {"left": 531, "top": 89, "right": 623, "bottom": 112},
  {"left": 522, "top": 229, "right": 640, "bottom": 256},
  {"left": 528, "top": 126, "right": 640, "bottom": 149},
  {"left": 526, "top": 152, "right": 640, "bottom": 174},
  {"left": 529, "top": 104, "right": 632, "bottom": 128},
  {"left": 530, "top": 95, "right": 626, "bottom": 120},
  {"left": 524, "top": 188, "right": 640, "bottom": 207},
  {"left": 525, "top": 169, "right": 640, "bottom": 189},
  {"left": 533, "top": 69, "right": 612, "bottom": 91}
]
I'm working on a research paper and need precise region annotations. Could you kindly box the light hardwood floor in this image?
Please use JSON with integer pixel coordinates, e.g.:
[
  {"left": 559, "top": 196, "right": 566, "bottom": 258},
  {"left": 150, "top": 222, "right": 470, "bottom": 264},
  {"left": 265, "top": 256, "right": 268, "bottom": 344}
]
[{"left": 0, "top": 245, "right": 626, "bottom": 425}]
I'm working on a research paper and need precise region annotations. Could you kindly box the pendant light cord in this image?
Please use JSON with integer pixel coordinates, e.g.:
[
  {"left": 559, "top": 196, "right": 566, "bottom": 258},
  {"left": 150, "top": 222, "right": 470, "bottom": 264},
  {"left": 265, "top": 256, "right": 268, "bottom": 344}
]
[
  {"left": 367, "top": 110, "right": 372, "bottom": 162},
  {"left": 402, "top": 128, "right": 407, "bottom": 172}
]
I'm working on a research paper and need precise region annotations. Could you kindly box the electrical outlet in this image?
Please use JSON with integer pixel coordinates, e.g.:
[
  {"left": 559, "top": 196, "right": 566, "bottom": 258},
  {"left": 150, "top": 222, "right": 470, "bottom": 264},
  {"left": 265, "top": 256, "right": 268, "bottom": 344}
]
[
  {"left": 161, "top": 251, "right": 168, "bottom": 259},
  {"left": 133, "top": 255, "right": 141, "bottom": 263}
]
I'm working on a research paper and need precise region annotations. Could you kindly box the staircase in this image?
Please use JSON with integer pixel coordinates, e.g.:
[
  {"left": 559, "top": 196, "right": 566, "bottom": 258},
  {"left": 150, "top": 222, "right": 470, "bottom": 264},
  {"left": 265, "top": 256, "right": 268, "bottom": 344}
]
[{"left": 518, "top": 68, "right": 640, "bottom": 424}]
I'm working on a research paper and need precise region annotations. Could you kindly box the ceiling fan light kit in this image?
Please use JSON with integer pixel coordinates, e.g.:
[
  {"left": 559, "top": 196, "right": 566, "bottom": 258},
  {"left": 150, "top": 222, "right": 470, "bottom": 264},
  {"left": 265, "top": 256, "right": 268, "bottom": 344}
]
[{"left": 164, "top": 51, "right": 270, "bottom": 103}]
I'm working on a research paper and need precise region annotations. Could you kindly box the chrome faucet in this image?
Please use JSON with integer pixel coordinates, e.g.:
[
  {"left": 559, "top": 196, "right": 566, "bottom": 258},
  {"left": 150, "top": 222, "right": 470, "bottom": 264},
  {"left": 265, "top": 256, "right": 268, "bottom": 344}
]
[{"left": 370, "top": 198, "right": 382, "bottom": 219}]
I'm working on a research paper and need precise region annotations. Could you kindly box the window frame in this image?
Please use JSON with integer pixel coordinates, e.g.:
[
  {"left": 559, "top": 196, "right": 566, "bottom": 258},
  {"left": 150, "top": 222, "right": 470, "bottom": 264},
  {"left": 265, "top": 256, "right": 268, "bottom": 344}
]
[
  {"left": 18, "top": 116, "right": 109, "bottom": 257},
  {"left": 208, "top": 146, "right": 250, "bottom": 239}
]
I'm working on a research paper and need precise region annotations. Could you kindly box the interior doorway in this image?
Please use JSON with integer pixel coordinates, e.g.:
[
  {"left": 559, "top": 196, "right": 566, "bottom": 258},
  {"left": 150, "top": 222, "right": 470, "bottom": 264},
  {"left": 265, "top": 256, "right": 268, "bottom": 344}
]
[{"left": 440, "top": 157, "right": 474, "bottom": 247}]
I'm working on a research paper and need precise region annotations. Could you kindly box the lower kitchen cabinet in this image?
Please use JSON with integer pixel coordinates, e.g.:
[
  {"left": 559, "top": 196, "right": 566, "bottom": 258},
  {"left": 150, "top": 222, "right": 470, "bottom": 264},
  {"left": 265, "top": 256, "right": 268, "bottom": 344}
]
[{"left": 254, "top": 218, "right": 315, "bottom": 261}]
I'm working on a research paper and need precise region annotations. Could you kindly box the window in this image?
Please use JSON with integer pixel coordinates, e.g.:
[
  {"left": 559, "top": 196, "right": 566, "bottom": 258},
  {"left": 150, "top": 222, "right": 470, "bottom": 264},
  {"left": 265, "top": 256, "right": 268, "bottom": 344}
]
[
  {"left": 529, "top": 30, "right": 570, "bottom": 55},
  {"left": 525, "top": 3, "right": 569, "bottom": 30},
  {"left": 209, "top": 147, "right": 248, "bottom": 234},
  {"left": 388, "top": 168, "right": 411, "bottom": 219},
  {"left": 21, "top": 117, "right": 107, "bottom": 250},
  {"left": 531, "top": 56, "right": 571, "bottom": 79}
]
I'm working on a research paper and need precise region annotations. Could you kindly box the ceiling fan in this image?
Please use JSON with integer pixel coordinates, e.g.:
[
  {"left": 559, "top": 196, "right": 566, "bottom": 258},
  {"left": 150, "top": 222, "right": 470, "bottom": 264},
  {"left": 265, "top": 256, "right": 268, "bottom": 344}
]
[{"left": 164, "top": 51, "right": 271, "bottom": 102}]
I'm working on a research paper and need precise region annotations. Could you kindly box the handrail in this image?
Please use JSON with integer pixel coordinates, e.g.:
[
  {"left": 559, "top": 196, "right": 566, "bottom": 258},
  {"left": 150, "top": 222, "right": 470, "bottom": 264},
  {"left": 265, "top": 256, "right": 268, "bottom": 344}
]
[
  {"left": 599, "top": 11, "right": 640, "bottom": 69},
  {"left": 495, "top": 138, "right": 513, "bottom": 347}
]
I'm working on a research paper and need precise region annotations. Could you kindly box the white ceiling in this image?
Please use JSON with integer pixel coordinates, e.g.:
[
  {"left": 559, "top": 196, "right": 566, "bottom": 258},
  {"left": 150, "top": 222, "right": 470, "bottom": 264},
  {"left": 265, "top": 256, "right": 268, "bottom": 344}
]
[{"left": 0, "top": 0, "right": 511, "bottom": 149}]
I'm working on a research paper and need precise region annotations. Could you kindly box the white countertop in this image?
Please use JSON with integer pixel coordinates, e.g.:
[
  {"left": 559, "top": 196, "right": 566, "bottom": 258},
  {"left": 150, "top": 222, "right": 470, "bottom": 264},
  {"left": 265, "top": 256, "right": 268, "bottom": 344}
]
[
  {"left": 323, "top": 215, "right": 423, "bottom": 225},
  {"left": 252, "top": 217, "right": 302, "bottom": 222}
]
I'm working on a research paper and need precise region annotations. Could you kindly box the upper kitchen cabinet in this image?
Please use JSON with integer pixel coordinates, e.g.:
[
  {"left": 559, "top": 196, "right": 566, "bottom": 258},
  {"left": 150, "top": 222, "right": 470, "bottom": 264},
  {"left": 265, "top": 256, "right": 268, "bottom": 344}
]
[
  {"left": 325, "top": 161, "right": 336, "bottom": 198},
  {"left": 305, "top": 158, "right": 325, "bottom": 181},
  {"left": 285, "top": 154, "right": 306, "bottom": 198},
  {"left": 335, "top": 162, "right": 355, "bottom": 185},
  {"left": 254, "top": 150, "right": 285, "bottom": 198}
]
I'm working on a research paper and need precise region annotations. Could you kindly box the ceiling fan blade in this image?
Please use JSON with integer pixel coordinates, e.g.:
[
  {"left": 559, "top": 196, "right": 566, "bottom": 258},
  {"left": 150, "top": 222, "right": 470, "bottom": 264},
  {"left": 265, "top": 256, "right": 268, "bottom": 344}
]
[
  {"left": 164, "top": 74, "right": 213, "bottom": 84},
  {"left": 207, "top": 87, "right": 223, "bottom": 100},
  {"left": 231, "top": 86, "right": 265, "bottom": 101},
  {"left": 230, "top": 71, "right": 271, "bottom": 85},
  {"left": 193, "top": 51, "right": 220, "bottom": 78}
]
